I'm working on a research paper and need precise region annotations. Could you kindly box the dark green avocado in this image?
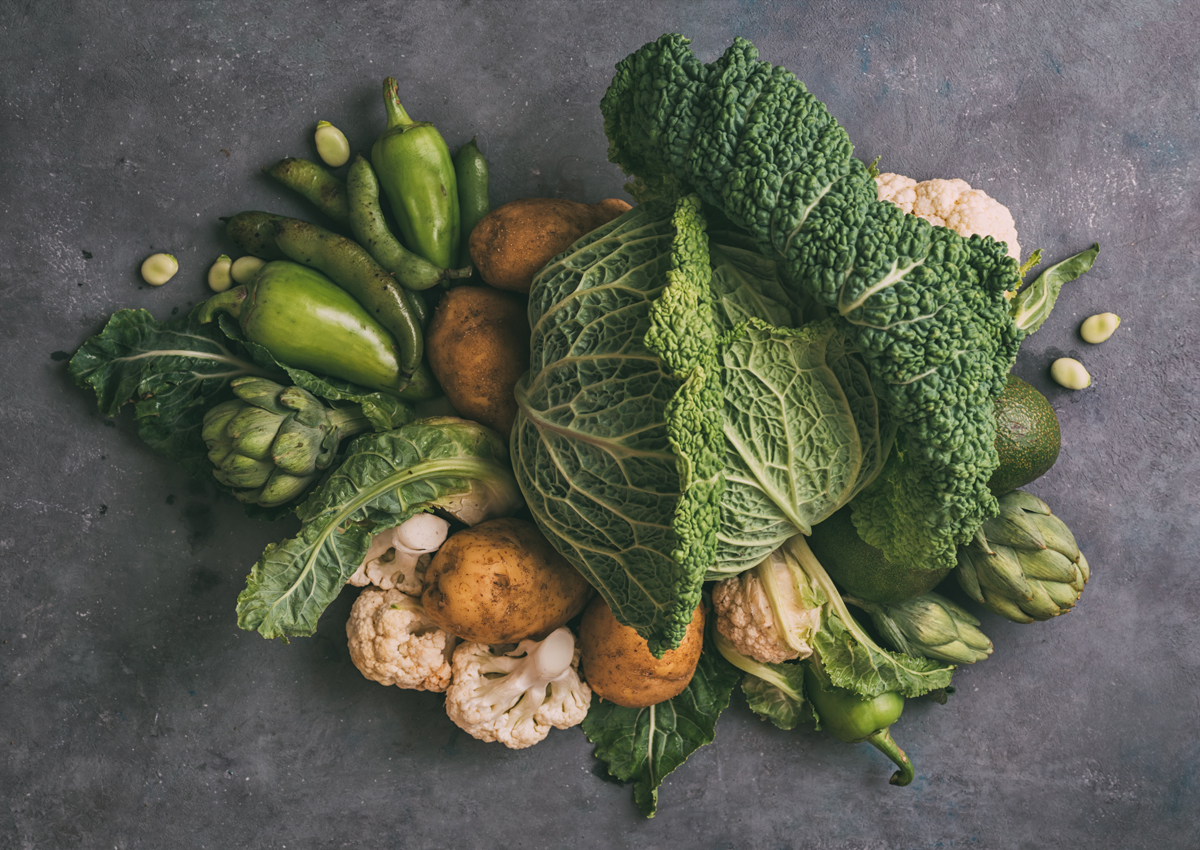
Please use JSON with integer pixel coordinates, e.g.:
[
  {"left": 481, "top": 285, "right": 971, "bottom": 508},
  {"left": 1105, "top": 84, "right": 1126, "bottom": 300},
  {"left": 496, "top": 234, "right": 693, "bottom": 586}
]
[{"left": 988, "top": 374, "right": 1061, "bottom": 496}]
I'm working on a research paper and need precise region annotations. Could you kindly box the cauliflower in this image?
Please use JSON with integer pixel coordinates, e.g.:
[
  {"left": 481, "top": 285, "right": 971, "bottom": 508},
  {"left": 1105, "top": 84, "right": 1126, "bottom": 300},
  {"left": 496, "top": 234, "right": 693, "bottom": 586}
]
[
  {"left": 712, "top": 546, "right": 822, "bottom": 665},
  {"left": 346, "top": 587, "right": 457, "bottom": 692},
  {"left": 875, "top": 173, "right": 1022, "bottom": 261},
  {"left": 348, "top": 513, "right": 450, "bottom": 594},
  {"left": 444, "top": 628, "right": 591, "bottom": 749}
]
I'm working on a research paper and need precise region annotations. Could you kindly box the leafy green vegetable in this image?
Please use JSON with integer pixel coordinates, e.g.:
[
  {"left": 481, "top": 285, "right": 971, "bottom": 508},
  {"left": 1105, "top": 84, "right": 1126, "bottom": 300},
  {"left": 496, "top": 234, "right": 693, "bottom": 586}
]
[
  {"left": 236, "top": 418, "right": 521, "bottom": 640},
  {"left": 513, "top": 196, "right": 723, "bottom": 656},
  {"left": 583, "top": 647, "right": 739, "bottom": 817},
  {"left": 707, "top": 230, "right": 806, "bottom": 332},
  {"left": 713, "top": 631, "right": 808, "bottom": 730},
  {"left": 784, "top": 535, "right": 953, "bottom": 698},
  {"left": 714, "top": 319, "right": 889, "bottom": 576},
  {"left": 1010, "top": 243, "right": 1101, "bottom": 334},
  {"left": 69, "top": 309, "right": 279, "bottom": 480},
  {"left": 600, "top": 34, "right": 1025, "bottom": 574}
]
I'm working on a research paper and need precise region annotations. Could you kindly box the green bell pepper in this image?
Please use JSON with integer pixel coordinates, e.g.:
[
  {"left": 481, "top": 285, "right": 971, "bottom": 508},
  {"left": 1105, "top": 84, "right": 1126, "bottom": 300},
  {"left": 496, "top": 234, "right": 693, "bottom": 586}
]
[{"left": 804, "top": 664, "right": 914, "bottom": 786}]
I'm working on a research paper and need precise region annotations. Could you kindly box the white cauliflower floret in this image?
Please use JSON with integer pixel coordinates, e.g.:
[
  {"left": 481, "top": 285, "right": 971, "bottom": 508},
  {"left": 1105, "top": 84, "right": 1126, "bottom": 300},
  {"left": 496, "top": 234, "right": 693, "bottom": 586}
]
[
  {"left": 444, "top": 628, "right": 591, "bottom": 749},
  {"left": 348, "top": 513, "right": 450, "bottom": 594},
  {"left": 875, "top": 172, "right": 1021, "bottom": 261},
  {"left": 712, "top": 547, "right": 822, "bottom": 665},
  {"left": 346, "top": 587, "right": 457, "bottom": 692}
]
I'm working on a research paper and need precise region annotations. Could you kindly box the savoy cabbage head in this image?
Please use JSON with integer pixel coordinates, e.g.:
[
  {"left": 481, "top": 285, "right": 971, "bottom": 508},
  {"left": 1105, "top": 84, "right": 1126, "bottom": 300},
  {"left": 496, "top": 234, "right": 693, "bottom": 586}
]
[{"left": 512, "top": 197, "right": 884, "bottom": 652}]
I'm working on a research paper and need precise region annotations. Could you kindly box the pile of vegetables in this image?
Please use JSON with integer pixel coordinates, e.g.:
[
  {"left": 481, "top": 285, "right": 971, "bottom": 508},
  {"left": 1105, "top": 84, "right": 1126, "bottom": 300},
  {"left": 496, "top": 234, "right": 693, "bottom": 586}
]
[{"left": 68, "top": 34, "right": 1111, "bottom": 817}]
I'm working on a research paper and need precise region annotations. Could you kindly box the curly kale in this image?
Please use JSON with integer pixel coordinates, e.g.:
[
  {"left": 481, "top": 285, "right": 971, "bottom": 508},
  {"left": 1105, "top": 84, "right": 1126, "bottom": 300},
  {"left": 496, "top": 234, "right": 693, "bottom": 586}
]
[{"left": 601, "top": 34, "right": 1024, "bottom": 572}]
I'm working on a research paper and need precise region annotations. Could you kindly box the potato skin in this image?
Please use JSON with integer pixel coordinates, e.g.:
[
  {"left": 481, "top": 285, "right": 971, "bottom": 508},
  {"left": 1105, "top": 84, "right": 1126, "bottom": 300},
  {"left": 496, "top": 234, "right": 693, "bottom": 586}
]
[
  {"left": 578, "top": 596, "right": 705, "bottom": 708},
  {"left": 421, "top": 518, "right": 593, "bottom": 644},
  {"left": 426, "top": 286, "right": 529, "bottom": 437},
  {"left": 468, "top": 197, "right": 632, "bottom": 293}
]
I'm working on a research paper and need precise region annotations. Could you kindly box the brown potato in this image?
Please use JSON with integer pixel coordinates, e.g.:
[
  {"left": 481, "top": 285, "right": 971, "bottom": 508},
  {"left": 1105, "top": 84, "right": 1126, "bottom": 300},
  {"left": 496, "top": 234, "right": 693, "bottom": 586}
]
[
  {"left": 578, "top": 596, "right": 705, "bottom": 708},
  {"left": 426, "top": 286, "right": 529, "bottom": 437},
  {"left": 468, "top": 197, "right": 632, "bottom": 293},
  {"left": 421, "top": 517, "right": 593, "bottom": 644}
]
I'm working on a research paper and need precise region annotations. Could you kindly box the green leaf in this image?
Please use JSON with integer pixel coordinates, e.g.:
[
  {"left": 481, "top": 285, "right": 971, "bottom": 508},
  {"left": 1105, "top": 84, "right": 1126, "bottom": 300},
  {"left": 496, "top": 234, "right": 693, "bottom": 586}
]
[
  {"left": 786, "top": 535, "right": 953, "bottom": 699},
  {"left": 707, "top": 230, "right": 806, "bottom": 332},
  {"left": 236, "top": 419, "right": 519, "bottom": 640},
  {"left": 713, "top": 321, "right": 880, "bottom": 577},
  {"left": 217, "top": 313, "right": 413, "bottom": 431},
  {"left": 68, "top": 308, "right": 280, "bottom": 480},
  {"left": 713, "top": 631, "right": 809, "bottom": 730},
  {"left": 513, "top": 197, "right": 724, "bottom": 655},
  {"left": 1010, "top": 243, "right": 1100, "bottom": 334},
  {"left": 583, "top": 648, "right": 739, "bottom": 817}
]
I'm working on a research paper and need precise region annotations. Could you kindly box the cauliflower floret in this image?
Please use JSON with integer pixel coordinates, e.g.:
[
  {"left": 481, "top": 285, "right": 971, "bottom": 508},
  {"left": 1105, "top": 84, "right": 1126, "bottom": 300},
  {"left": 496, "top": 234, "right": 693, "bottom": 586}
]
[
  {"left": 346, "top": 587, "right": 457, "bottom": 692},
  {"left": 444, "top": 628, "right": 591, "bottom": 749},
  {"left": 712, "top": 547, "right": 822, "bottom": 665},
  {"left": 348, "top": 513, "right": 450, "bottom": 594},
  {"left": 875, "top": 172, "right": 1021, "bottom": 261}
]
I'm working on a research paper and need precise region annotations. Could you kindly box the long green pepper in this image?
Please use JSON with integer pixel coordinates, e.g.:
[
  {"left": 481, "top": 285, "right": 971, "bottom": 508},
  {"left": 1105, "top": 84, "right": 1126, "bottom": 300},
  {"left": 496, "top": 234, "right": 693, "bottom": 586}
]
[{"left": 371, "top": 77, "right": 459, "bottom": 270}]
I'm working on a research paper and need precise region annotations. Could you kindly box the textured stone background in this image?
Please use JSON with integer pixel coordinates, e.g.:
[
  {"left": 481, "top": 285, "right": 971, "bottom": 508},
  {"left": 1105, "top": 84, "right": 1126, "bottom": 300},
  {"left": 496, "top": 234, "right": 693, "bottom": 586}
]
[{"left": 2, "top": 1, "right": 1198, "bottom": 847}]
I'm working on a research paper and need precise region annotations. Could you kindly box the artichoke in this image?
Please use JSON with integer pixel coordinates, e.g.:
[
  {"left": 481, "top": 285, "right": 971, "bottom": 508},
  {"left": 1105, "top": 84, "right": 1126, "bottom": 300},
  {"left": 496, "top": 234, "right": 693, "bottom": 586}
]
[
  {"left": 956, "top": 490, "right": 1090, "bottom": 623},
  {"left": 848, "top": 591, "right": 993, "bottom": 664},
  {"left": 201, "top": 377, "right": 370, "bottom": 507}
]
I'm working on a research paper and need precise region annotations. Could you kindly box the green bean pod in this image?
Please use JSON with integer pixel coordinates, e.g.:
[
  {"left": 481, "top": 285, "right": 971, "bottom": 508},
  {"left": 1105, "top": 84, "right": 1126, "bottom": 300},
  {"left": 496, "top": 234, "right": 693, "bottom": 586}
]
[
  {"left": 224, "top": 211, "right": 423, "bottom": 383},
  {"left": 346, "top": 154, "right": 471, "bottom": 290},
  {"left": 370, "top": 77, "right": 459, "bottom": 269},
  {"left": 453, "top": 137, "right": 490, "bottom": 268},
  {"left": 266, "top": 157, "right": 350, "bottom": 229}
]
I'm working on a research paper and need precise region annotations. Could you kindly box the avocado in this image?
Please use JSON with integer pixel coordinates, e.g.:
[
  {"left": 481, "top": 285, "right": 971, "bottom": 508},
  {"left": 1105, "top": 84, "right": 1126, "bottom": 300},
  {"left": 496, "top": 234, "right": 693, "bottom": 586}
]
[
  {"left": 988, "top": 374, "right": 1061, "bottom": 495},
  {"left": 807, "top": 506, "right": 952, "bottom": 604}
]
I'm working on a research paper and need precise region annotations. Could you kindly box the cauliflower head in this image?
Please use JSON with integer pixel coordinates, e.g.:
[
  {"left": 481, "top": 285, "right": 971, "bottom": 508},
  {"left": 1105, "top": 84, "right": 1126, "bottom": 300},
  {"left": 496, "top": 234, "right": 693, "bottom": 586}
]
[
  {"left": 445, "top": 627, "right": 591, "bottom": 749},
  {"left": 875, "top": 173, "right": 1021, "bottom": 261},
  {"left": 712, "top": 546, "right": 822, "bottom": 665},
  {"left": 348, "top": 513, "right": 450, "bottom": 594},
  {"left": 346, "top": 587, "right": 457, "bottom": 692}
]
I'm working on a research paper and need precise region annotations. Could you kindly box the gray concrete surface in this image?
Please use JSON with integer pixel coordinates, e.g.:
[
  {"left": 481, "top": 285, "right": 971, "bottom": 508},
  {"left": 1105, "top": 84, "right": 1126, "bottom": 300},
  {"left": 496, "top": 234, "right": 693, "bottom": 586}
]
[{"left": 2, "top": 1, "right": 1198, "bottom": 847}]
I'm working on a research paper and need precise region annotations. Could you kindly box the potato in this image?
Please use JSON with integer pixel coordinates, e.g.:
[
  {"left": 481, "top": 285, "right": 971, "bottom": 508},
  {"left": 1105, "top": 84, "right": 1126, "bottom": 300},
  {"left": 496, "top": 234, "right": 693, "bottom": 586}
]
[
  {"left": 468, "top": 197, "right": 632, "bottom": 293},
  {"left": 578, "top": 595, "right": 705, "bottom": 708},
  {"left": 426, "top": 286, "right": 529, "bottom": 437},
  {"left": 421, "top": 517, "right": 593, "bottom": 644}
]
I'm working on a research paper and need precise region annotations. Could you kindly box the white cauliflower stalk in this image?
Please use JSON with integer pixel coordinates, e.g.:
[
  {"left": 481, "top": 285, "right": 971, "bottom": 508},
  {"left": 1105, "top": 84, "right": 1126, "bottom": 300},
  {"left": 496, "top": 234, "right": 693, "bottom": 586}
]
[
  {"left": 346, "top": 587, "right": 457, "bottom": 692},
  {"left": 348, "top": 513, "right": 450, "bottom": 594},
  {"left": 875, "top": 173, "right": 1022, "bottom": 261},
  {"left": 445, "top": 627, "right": 591, "bottom": 749},
  {"left": 712, "top": 545, "right": 823, "bottom": 665}
]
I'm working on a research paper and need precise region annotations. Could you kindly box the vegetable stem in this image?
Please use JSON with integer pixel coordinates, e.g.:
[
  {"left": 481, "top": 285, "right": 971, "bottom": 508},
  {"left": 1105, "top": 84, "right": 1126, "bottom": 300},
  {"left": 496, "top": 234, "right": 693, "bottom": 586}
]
[
  {"left": 382, "top": 77, "right": 416, "bottom": 130},
  {"left": 867, "top": 728, "right": 914, "bottom": 786}
]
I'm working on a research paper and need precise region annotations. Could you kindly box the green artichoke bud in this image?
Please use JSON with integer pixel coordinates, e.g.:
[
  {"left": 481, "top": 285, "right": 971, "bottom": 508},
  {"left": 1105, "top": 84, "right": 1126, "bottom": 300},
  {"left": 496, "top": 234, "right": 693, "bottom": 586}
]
[
  {"left": 201, "top": 377, "right": 370, "bottom": 507},
  {"left": 956, "top": 490, "right": 1089, "bottom": 623},
  {"left": 848, "top": 592, "right": 993, "bottom": 665}
]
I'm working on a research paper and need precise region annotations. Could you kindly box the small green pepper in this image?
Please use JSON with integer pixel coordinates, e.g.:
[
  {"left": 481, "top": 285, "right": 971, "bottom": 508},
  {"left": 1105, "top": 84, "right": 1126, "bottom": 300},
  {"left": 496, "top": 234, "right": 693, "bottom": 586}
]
[
  {"left": 804, "top": 664, "right": 914, "bottom": 786},
  {"left": 224, "top": 211, "right": 423, "bottom": 385},
  {"left": 195, "top": 260, "right": 410, "bottom": 397},
  {"left": 453, "top": 137, "right": 490, "bottom": 268},
  {"left": 370, "top": 77, "right": 459, "bottom": 269}
]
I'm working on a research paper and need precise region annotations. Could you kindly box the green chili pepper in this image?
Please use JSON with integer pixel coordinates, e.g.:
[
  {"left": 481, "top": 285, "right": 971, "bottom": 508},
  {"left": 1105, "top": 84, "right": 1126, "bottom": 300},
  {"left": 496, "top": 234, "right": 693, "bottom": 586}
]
[
  {"left": 224, "top": 211, "right": 423, "bottom": 384},
  {"left": 370, "top": 77, "right": 459, "bottom": 269},
  {"left": 346, "top": 154, "right": 470, "bottom": 290},
  {"left": 195, "top": 260, "right": 409, "bottom": 396},
  {"left": 266, "top": 157, "right": 350, "bottom": 229},
  {"left": 453, "top": 137, "right": 490, "bottom": 268},
  {"left": 803, "top": 664, "right": 914, "bottom": 786}
]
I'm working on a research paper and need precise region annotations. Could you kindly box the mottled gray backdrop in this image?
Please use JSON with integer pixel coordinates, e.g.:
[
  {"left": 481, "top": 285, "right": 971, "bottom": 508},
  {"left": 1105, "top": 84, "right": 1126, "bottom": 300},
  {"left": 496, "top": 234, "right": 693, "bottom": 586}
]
[{"left": 2, "top": 1, "right": 1197, "bottom": 848}]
